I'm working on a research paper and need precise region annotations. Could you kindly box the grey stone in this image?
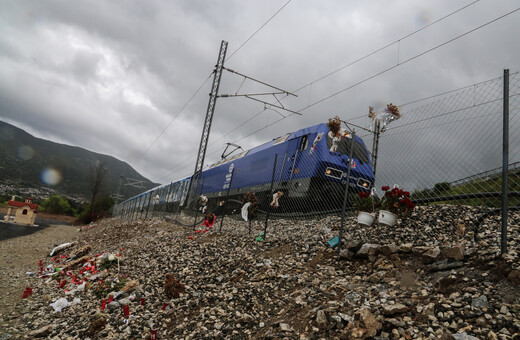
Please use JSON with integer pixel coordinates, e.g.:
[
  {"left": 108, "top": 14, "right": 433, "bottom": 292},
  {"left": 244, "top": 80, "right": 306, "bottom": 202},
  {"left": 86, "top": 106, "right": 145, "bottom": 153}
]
[
  {"left": 451, "top": 332, "right": 479, "bottom": 340},
  {"left": 471, "top": 296, "right": 488, "bottom": 309}
]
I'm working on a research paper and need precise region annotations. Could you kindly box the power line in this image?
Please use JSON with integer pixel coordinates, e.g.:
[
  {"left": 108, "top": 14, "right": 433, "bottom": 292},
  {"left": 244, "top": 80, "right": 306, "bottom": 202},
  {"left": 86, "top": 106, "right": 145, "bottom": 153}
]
[
  {"left": 153, "top": 3, "right": 518, "bottom": 183},
  {"left": 139, "top": 73, "right": 213, "bottom": 158},
  {"left": 149, "top": 2, "right": 293, "bottom": 181},
  {"left": 155, "top": 1, "right": 483, "bottom": 177},
  {"left": 297, "top": 6, "right": 520, "bottom": 114},
  {"left": 226, "top": 0, "right": 293, "bottom": 62},
  {"left": 291, "top": 0, "right": 481, "bottom": 94},
  {"left": 347, "top": 72, "right": 520, "bottom": 123}
]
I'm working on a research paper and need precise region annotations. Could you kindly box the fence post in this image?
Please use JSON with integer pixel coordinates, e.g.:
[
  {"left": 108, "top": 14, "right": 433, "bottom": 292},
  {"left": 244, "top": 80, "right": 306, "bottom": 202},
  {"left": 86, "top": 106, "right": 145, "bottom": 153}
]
[
  {"left": 263, "top": 154, "right": 278, "bottom": 241},
  {"left": 145, "top": 193, "right": 153, "bottom": 219},
  {"left": 502, "top": 69, "right": 509, "bottom": 254},
  {"left": 338, "top": 131, "right": 355, "bottom": 254},
  {"left": 219, "top": 168, "right": 235, "bottom": 232},
  {"left": 194, "top": 178, "right": 206, "bottom": 230},
  {"left": 372, "top": 120, "right": 381, "bottom": 180}
]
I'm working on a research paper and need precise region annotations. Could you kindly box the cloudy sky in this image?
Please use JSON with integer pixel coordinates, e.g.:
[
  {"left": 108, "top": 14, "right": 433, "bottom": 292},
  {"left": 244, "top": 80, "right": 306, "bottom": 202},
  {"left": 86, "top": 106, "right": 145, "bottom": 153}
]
[{"left": 1, "top": 0, "right": 519, "bottom": 186}]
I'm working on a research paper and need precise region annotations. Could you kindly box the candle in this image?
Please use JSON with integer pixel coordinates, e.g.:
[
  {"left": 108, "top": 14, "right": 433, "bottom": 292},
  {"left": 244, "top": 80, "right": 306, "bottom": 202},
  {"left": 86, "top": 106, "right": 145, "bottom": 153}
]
[
  {"left": 123, "top": 305, "right": 130, "bottom": 317},
  {"left": 140, "top": 298, "right": 145, "bottom": 305},
  {"left": 59, "top": 280, "right": 67, "bottom": 289},
  {"left": 150, "top": 330, "right": 158, "bottom": 339},
  {"left": 101, "top": 299, "right": 106, "bottom": 311},
  {"left": 162, "top": 303, "right": 168, "bottom": 311}
]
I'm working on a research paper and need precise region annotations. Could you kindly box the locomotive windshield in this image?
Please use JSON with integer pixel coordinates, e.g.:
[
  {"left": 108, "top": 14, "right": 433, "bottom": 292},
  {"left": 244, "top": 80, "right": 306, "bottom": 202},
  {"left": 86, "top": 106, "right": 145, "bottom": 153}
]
[{"left": 326, "top": 134, "right": 370, "bottom": 164}]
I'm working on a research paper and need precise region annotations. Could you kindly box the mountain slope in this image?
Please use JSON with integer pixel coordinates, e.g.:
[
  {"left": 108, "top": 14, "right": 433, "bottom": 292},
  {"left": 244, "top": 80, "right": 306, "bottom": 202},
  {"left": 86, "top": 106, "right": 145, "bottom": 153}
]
[{"left": 0, "top": 120, "right": 158, "bottom": 200}]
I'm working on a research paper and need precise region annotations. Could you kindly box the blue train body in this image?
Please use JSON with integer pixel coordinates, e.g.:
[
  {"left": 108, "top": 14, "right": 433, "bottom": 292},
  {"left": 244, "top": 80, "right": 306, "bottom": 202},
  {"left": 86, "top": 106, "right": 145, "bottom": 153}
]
[{"left": 120, "top": 123, "right": 374, "bottom": 214}]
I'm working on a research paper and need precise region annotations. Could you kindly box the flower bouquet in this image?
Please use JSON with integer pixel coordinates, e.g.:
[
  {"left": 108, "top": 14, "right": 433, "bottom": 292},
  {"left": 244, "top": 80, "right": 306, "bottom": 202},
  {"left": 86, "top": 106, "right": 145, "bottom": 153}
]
[{"left": 377, "top": 185, "right": 415, "bottom": 226}]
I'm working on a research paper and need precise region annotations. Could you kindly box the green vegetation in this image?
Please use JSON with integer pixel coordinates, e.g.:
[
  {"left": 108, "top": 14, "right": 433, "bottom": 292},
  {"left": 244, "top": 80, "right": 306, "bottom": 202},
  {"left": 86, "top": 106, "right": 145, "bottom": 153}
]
[
  {"left": 78, "top": 196, "right": 114, "bottom": 224},
  {"left": 93, "top": 275, "right": 127, "bottom": 299},
  {"left": 412, "top": 172, "right": 520, "bottom": 207},
  {"left": 40, "top": 195, "right": 76, "bottom": 216}
]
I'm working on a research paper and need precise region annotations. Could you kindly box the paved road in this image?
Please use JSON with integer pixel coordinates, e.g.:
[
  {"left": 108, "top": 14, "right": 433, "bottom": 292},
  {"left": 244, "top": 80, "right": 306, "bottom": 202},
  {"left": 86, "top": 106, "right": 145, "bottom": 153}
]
[
  {"left": 0, "top": 214, "right": 70, "bottom": 241},
  {"left": 0, "top": 222, "right": 48, "bottom": 241}
]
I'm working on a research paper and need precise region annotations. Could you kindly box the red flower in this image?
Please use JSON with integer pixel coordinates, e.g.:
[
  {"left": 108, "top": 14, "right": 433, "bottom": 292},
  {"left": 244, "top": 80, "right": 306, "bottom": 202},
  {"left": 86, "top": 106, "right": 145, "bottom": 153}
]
[
  {"left": 359, "top": 191, "right": 370, "bottom": 199},
  {"left": 382, "top": 186, "right": 390, "bottom": 191}
]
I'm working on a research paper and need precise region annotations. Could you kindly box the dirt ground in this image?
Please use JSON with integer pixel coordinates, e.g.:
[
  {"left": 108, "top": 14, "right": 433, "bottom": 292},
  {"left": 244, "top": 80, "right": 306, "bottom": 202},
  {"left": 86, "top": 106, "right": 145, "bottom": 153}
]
[{"left": 0, "top": 224, "right": 79, "bottom": 319}]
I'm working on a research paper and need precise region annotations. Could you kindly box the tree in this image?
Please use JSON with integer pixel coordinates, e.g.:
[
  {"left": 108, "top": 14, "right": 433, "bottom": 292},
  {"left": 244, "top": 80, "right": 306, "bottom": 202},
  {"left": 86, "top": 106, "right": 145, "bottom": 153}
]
[
  {"left": 41, "top": 195, "right": 74, "bottom": 215},
  {"left": 89, "top": 161, "right": 107, "bottom": 215}
]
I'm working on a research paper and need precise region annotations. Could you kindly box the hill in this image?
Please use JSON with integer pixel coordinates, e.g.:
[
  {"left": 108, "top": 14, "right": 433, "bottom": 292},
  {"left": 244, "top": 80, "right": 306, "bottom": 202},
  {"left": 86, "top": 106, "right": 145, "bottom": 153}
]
[{"left": 0, "top": 120, "right": 158, "bottom": 201}]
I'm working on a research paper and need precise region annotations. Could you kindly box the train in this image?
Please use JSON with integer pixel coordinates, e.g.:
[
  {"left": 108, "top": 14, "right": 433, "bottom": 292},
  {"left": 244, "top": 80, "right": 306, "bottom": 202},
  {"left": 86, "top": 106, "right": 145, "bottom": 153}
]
[{"left": 116, "top": 121, "right": 375, "bottom": 218}]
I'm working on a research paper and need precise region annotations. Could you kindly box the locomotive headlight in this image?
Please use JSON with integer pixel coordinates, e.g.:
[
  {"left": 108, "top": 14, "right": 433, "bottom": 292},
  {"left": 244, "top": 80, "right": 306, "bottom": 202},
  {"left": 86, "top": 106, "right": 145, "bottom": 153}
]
[
  {"left": 357, "top": 178, "right": 371, "bottom": 189},
  {"left": 325, "top": 167, "right": 343, "bottom": 179}
]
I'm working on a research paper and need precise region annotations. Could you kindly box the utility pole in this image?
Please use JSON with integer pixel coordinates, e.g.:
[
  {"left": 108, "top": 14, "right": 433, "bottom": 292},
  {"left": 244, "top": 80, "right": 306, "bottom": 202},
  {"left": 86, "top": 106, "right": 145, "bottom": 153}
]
[{"left": 187, "top": 40, "right": 228, "bottom": 208}]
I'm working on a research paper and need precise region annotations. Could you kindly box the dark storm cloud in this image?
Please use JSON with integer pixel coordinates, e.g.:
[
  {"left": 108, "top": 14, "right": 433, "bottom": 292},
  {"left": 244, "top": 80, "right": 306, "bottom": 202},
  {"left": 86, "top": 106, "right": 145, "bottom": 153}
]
[{"left": 0, "top": 0, "right": 519, "bottom": 187}]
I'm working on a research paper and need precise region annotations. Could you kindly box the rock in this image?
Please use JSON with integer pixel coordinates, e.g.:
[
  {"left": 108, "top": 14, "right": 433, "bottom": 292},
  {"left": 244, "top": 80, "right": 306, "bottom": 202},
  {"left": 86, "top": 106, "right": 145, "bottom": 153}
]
[
  {"left": 345, "top": 240, "right": 363, "bottom": 251},
  {"left": 28, "top": 325, "right": 53, "bottom": 338},
  {"left": 412, "top": 246, "right": 432, "bottom": 256},
  {"left": 279, "top": 323, "right": 293, "bottom": 332},
  {"left": 452, "top": 332, "right": 479, "bottom": 340},
  {"left": 429, "top": 259, "right": 464, "bottom": 272},
  {"left": 343, "top": 308, "right": 381, "bottom": 339},
  {"left": 108, "top": 301, "right": 120, "bottom": 310},
  {"left": 378, "top": 244, "right": 399, "bottom": 256},
  {"left": 339, "top": 249, "right": 354, "bottom": 260},
  {"left": 422, "top": 246, "right": 442, "bottom": 264},
  {"left": 382, "top": 303, "right": 408, "bottom": 316},
  {"left": 84, "top": 317, "right": 106, "bottom": 337},
  {"left": 488, "top": 330, "right": 498, "bottom": 340},
  {"left": 7, "top": 206, "right": 520, "bottom": 339},
  {"left": 316, "top": 310, "right": 327, "bottom": 326},
  {"left": 471, "top": 296, "right": 488, "bottom": 309},
  {"left": 118, "top": 297, "right": 131, "bottom": 306},
  {"left": 399, "top": 243, "right": 413, "bottom": 253},
  {"left": 442, "top": 245, "right": 464, "bottom": 261},
  {"left": 357, "top": 243, "right": 379, "bottom": 257}
]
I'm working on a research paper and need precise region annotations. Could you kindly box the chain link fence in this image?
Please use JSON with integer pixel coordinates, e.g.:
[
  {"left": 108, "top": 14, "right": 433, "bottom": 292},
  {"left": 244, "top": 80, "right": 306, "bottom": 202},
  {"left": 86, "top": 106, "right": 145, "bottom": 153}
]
[
  {"left": 113, "top": 71, "right": 519, "bottom": 250},
  {"left": 365, "top": 71, "right": 520, "bottom": 208}
]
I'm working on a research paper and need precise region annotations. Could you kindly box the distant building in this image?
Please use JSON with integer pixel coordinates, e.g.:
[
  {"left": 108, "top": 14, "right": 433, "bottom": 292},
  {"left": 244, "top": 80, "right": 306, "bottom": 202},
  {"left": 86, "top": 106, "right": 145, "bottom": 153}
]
[{"left": 4, "top": 196, "right": 38, "bottom": 225}]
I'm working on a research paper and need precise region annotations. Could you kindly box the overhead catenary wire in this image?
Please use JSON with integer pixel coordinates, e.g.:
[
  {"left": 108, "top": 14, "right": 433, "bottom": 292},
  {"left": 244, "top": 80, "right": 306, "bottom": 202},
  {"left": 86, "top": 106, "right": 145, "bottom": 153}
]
[
  {"left": 291, "top": 0, "right": 482, "bottom": 94},
  {"left": 138, "top": 73, "right": 213, "bottom": 159},
  {"left": 225, "top": 0, "right": 293, "bottom": 62},
  {"left": 153, "top": 3, "right": 518, "bottom": 184},
  {"left": 145, "top": 1, "right": 294, "bottom": 181},
  {"left": 297, "top": 6, "right": 520, "bottom": 114}
]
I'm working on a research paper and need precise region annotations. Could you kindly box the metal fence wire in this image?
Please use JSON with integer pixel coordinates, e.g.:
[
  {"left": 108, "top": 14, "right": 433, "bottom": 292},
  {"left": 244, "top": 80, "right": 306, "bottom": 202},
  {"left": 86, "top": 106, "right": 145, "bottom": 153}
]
[
  {"left": 113, "top": 71, "right": 519, "bottom": 249},
  {"left": 365, "top": 71, "right": 520, "bottom": 208}
]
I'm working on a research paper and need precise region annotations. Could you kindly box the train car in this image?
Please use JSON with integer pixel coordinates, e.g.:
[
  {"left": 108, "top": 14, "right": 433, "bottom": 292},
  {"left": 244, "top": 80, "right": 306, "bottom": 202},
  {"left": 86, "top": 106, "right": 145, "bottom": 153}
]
[
  {"left": 198, "top": 122, "right": 374, "bottom": 212},
  {"left": 117, "top": 122, "right": 374, "bottom": 216}
]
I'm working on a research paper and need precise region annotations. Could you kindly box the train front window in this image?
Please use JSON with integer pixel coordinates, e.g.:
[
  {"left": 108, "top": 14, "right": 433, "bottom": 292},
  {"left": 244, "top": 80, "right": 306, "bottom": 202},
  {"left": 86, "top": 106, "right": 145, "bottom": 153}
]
[{"left": 326, "top": 133, "right": 370, "bottom": 164}]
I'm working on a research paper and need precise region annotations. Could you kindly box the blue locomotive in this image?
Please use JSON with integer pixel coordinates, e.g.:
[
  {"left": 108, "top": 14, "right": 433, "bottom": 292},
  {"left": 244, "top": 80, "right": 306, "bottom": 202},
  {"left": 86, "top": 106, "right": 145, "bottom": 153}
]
[{"left": 118, "top": 122, "right": 374, "bottom": 216}]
